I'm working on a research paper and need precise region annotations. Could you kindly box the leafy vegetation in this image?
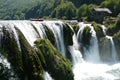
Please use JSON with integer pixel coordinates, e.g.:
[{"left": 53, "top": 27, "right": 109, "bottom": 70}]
[
  {"left": 0, "top": 0, "right": 120, "bottom": 22},
  {"left": 51, "top": 1, "right": 76, "bottom": 19},
  {"left": 101, "top": 0, "right": 120, "bottom": 16},
  {"left": 107, "top": 14, "right": 120, "bottom": 36}
]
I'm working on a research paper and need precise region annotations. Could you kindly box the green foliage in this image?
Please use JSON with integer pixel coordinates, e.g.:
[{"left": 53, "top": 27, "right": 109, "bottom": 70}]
[
  {"left": 68, "top": 0, "right": 104, "bottom": 7},
  {"left": 0, "top": 0, "right": 42, "bottom": 20},
  {"left": 101, "top": 0, "right": 120, "bottom": 16},
  {"left": 51, "top": 1, "right": 76, "bottom": 19},
  {"left": 77, "top": 4, "right": 88, "bottom": 19},
  {"left": 114, "top": 31, "right": 120, "bottom": 38},
  {"left": 77, "top": 4, "right": 96, "bottom": 21},
  {"left": 35, "top": 39, "right": 74, "bottom": 80},
  {"left": 1, "top": 0, "right": 119, "bottom": 20},
  {"left": 107, "top": 14, "right": 120, "bottom": 36}
]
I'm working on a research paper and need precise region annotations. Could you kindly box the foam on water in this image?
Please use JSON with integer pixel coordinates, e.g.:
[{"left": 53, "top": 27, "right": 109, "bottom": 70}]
[{"left": 73, "top": 63, "right": 120, "bottom": 80}]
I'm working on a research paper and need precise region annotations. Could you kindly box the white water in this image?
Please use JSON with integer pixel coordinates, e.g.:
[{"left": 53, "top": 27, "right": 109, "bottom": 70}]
[
  {"left": 0, "top": 21, "right": 120, "bottom": 80},
  {"left": 31, "top": 21, "right": 47, "bottom": 39},
  {"left": 43, "top": 21, "right": 66, "bottom": 56},
  {"left": 106, "top": 36, "right": 118, "bottom": 63},
  {"left": 13, "top": 21, "right": 39, "bottom": 46},
  {"left": 0, "top": 20, "right": 62, "bottom": 80},
  {"left": 77, "top": 22, "right": 100, "bottom": 63},
  {"left": 44, "top": 71, "right": 53, "bottom": 80},
  {"left": 0, "top": 54, "right": 11, "bottom": 69},
  {"left": 71, "top": 22, "right": 120, "bottom": 80},
  {"left": 73, "top": 63, "right": 120, "bottom": 80},
  {"left": 68, "top": 34, "right": 83, "bottom": 64}
]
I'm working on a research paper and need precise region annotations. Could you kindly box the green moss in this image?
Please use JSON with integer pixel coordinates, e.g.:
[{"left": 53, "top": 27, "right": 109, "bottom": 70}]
[
  {"left": 42, "top": 24, "right": 55, "bottom": 45},
  {"left": 17, "top": 29, "right": 44, "bottom": 80},
  {"left": 82, "top": 26, "right": 91, "bottom": 46},
  {"left": 71, "top": 24, "right": 79, "bottom": 34},
  {"left": 107, "top": 14, "right": 120, "bottom": 36},
  {"left": 35, "top": 38, "right": 74, "bottom": 80},
  {"left": 2, "top": 26, "right": 24, "bottom": 79},
  {"left": 63, "top": 23, "right": 74, "bottom": 60},
  {"left": 63, "top": 23, "right": 74, "bottom": 45},
  {"left": 92, "top": 22, "right": 105, "bottom": 39}
]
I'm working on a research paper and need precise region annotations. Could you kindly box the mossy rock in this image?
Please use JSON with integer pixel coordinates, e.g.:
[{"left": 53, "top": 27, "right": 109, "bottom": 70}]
[
  {"left": 71, "top": 24, "right": 79, "bottom": 34},
  {"left": 34, "top": 38, "right": 74, "bottom": 80},
  {"left": 0, "top": 63, "right": 13, "bottom": 80},
  {"left": 63, "top": 23, "right": 74, "bottom": 46},
  {"left": 92, "top": 22, "right": 105, "bottom": 39},
  {"left": 17, "top": 29, "right": 44, "bottom": 80},
  {"left": 114, "top": 30, "right": 120, "bottom": 38},
  {"left": 41, "top": 23, "right": 55, "bottom": 46},
  {"left": 2, "top": 26, "right": 24, "bottom": 79},
  {"left": 107, "top": 15, "right": 120, "bottom": 36},
  {"left": 63, "top": 23, "right": 74, "bottom": 61},
  {"left": 81, "top": 26, "right": 91, "bottom": 46}
]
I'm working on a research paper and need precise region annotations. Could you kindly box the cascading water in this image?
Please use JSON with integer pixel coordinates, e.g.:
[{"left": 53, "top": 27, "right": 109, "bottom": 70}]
[
  {"left": 0, "top": 20, "right": 120, "bottom": 80},
  {"left": 0, "top": 54, "right": 20, "bottom": 80},
  {"left": 44, "top": 71, "right": 53, "bottom": 80},
  {"left": 0, "top": 20, "right": 56, "bottom": 80},
  {"left": 68, "top": 34, "right": 83, "bottom": 64},
  {"left": 13, "top": 21, "right": 40, "bottom": 46},
  {"left": 70, "top": 22, "right": 120, "bottom": 80},
  {"left": 77, "top": 22, "right": 100, "bottom": 63},
  {"left": 106, "top": 36, "right": 118, "bottom": 63},
  {"left": 0, "top": 25, "right": 20, "bottom": 80},
  {"left": 43, "top": 21, "right": 66, "bottom": 56}
]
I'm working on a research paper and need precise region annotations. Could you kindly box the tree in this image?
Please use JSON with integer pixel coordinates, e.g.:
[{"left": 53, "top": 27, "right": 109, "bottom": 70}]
[
  {"left": 77, "top": 4, "right": 96, "bottom": 21},
  {"left": 101, "top": 0, "right": 120, "bottom": 16},
  {"left": 51, "top": 1, "right": 76, "bottom": 19}
]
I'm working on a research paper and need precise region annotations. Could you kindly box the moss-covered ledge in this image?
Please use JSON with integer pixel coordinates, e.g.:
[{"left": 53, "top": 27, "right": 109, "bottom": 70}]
[
  {"left": 34, "top": 38, "right": 74, "bottom": 80},
  {"left": 17, "top": 29, "right": 44, "bottom": 80}
]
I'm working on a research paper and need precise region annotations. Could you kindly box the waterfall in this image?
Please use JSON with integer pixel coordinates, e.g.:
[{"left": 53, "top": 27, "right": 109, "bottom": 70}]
[
  {"left": 71, "top": 22, "right": 120, "bottom": 80},
  {"left": 0, "top": 54, "right": 19, "bottom": 80},
  {"left": 44, "top": 71, "right": 53, "bottom": 80},
  {"left": 43, "top": 21, "right": 66, "bottom": 56},
  {"left": 0, "top": 20, "right": 67, "bottom": 80},
  {"left": 13, "top": 21, "right": 39, "bottom": 46},
  {"left": 0, "top": 20, "right": 120, "bottom": 80},
  {"left": 77, "top": 22, "right": 100, "bottom": 63},
  {"left": 30, "top": 21, "right": 47, "bottom": 39},
  {"left": 106, "top": 36, "right": 118, "bottom": 63},
  {"left": 68, "top": 34, "right": 83, "bottom": 64}
]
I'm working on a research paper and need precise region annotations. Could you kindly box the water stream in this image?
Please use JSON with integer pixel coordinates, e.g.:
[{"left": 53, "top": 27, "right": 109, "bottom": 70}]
[{"left": 0, "top": 21, "right": 120, "bottom": 80}]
